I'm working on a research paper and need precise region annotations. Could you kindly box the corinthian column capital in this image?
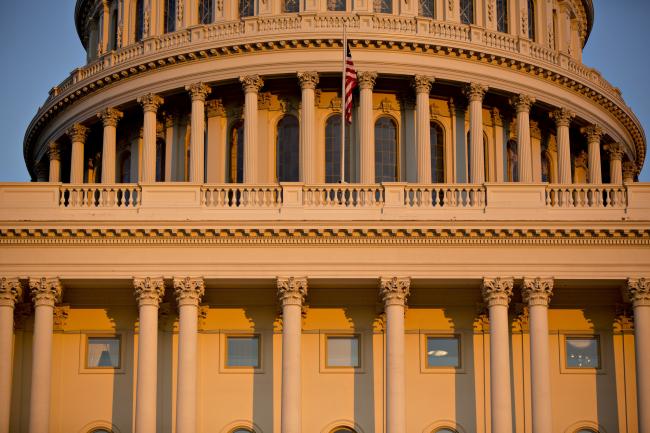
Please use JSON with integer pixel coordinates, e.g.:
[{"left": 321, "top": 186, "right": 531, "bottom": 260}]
[
  {"left": 277, "top": 277, "right": 308, "bottom": 307},
  {"left": 626, "top": 278, "right": 650, "bottom": 307},
  {"left": 186, "top": 83, "right": 212, "bottom": 102},
  {"left": 137, "top": 93, "right": 164, "bottom": 112},
  {"left": 510, "top": 94, "right": 536, "bottom": 113},
  {"left": 623, "top": 161, "right": 638, "bottom": 182},
  {"left": 67, "top": 124, "right": 89, "bottom": 143},
  {"left": 580, "top": 124, "right": 604, "bottom": 143},
  {"left": 522, "top": 277, "right": 554, "bottom": 307},
  {"left": 357, "top": 71, "right": 378, "bottom": 90},
  {"left": 379, "top": 277, "right": 411, "bottom": 307},
  {"left": 606, "top": 142, "right": 625, "bottom": 161},
  {"left": 240, "top": 75, "right": 264, "bottom": 93},
  {"left": 0, "top": 277, "right": 22, "bottom": 307},
  {"left": 48, "top": 142, "right": 61, "bottom": 161},
  {"left": 482, "top": 277, "right": 514, "bottom": 307},
  {"left": 463, "top": 82, "right": 489, "bottom": 102},
  {"left": 133, "top": 277, "right": 165, "bottom": 307},
  {"left": 29, "top": 277, "right": 62, "bottom": 307},
  {"left": 297, "top": 71, "right": 320, "bottom": 90},
  {"left": 206, "top": 99, "right": 225, "bottom": 118},
  {"left": 550, "top": 108, "right": 575, "bottom": 128},
  {"left": 173, "top": 277, "right": 205, "bottom": 306},
  {"left": 97, "top": 107, "right": 124, "bottom": 127},
  {"left": 412, "top": 75, "right": 434, "bottom": 94}
]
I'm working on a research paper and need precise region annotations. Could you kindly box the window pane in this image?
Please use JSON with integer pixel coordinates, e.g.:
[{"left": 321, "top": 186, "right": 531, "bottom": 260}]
[
  {"left": 164, "top": 0, "right": 177, "bottom": 32},
  {"left": 283, "top": 0, "right": 299, "bottom": 12},
  {"left": 87, "top": 337, "right": 120, "bottom": 368},
  {"left": 419, "top": 0, "right": 434, "bottom": 18},
  {"left": 527, "top": 0, "right": 536, "bottom": 40},
  {"left": 327, "top": 336, "right": 359, "bottom": 367},
  {"left": 327, "top": 0, "right": 346, "bottom": 11},
  {"left": 277, "top": 116, "right": 300, "bottom": 182},
  {"left": 460, "top": 0, "right": 473, "bottom": 24},
  {"left": 435, "top": 429, "right": 457, "bottom": 433},
  {"left": 496, "top": 0, "right": 507, "bottom": 32},
  {"left": 199, "top": 0, "right": 214, "bottom": 24},
  {"left": 430, "top": 122, "right": 444, "bottom": 183},
  {"left": 326, "top": 115, "right": 352, "bottom": 183},
  {"left": 375, "top": 117, "right": 397, "bottom": 183},
  {"left": 566, "top": 337, "right": 600, "bottom": 368},
  {"left": 135, "top": 0, "right": 145, "bottom": 41},
  {"left": 227, "top": 336, "right": 259, "bottom": 367},
  {"left": 232, "top": 429, "right": 254, "bottom": 433},
  {"left": 374, "top": 0, "right": 392, "bottom": 13},
  {"left": 426, "top": 337, "right": 459, "bottom": 367},
  {"left": 239, "top": 0, "right": 254, "bottom": 17}
]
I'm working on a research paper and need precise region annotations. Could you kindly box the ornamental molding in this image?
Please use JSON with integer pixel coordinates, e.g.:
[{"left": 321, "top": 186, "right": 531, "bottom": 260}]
[
  {"left": 0, "top": 277, "right": 22, "bottom": 307},
  {"left": 28, "top": 277, "right": 62, "bottom": 307},
  {"left": 606, "top": 142, "right": 624, "bottom": 161},
  {"left": 185, "top": 83, "right": 212, "bottom": 101},
  {"left": 67, "top": 124, "right": 89, "bottom": 143},
  {"left": 137, "top": 93, "right": 164, "bottom": 112},
  {"left": 240, "top": 74, "right": 264, "bottom": 93},
  {"left": 581, "top": 124, "right": 603, "bottom": 143},
  {"left": 206, "top": 99, "right": 226, "bottom": 117},
  {"left": 463, "top": 82, "right": 488, "bottom": 102},
  {"left": 379, "top": 276, "right": 411, "bottom": 306},
  {"left": 277, "top": 276, "right": 308, "bottom": 307},
  {"left": 173, "top": 276, "right": 205, "bottom": 306},
  {"left": 97, "top": 107, "right": 124, "bottom": 127},
  {"left": 550, "top": 108, "right": 575, "bottom": 128},
  {"left": 48, "top": 142, "right": 61, "bottom": 161},
  {"left": 625, "top": 277, "right": 650, "bottom": 307},
  {"left": 522, "top": 277, "right": 554, "bottom": 307},
  {"left": 297, "top": 71, "right": 320, "bottom": 90},
  {"left": 510, "top": 94, "right": 535, "bottom": 113},
  {"left": 623, "top": 161, "right": 638, "bottom": 181},
  {"left": 412, "top": 75, "right": 434, "bottom": 94},
  {"left": 481, "top": 277, "right": 514, "bottom": 307},
  {"left": 357, "top": 71, "right": 378, "bottom": 90},
  {"left": 133, "top": 276, "right": 165, "bottom": 307},
  {"left": 53, "top": 305, "right": 70, "bottom": 330}
]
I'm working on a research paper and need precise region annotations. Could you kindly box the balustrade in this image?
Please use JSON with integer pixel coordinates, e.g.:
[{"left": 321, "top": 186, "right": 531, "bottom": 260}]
[
  {"left": 404, "top": 184, "right": 485, "bottom": 208},
  {"left": 302, "top": 184, "right": 383, "bottom": 208},
  {"left": 59, "top": 184, "right": 141, "bottom": 208},
  {"left": 545, "top": 184, "right": 627, "bottom": 209},
  {"left": 201, "top": 184, "right": 282, "bottom": 208}
]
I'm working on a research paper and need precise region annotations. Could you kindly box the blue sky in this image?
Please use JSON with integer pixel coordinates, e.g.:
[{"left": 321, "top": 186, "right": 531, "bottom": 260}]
[{"left": 0, "top": 0, "right": 648, "bottom": 182}]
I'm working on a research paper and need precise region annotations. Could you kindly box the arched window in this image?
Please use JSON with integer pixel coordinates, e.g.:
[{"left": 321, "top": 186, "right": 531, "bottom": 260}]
[
  {"left": 239, "top": 0, "right": 254, "bottom": 17},
  {"left": 90, "top": 430, "right": 111, "bottom": 433},
  {"left": 119, "top": 151, "right": 131, "bottom": 183},
  {"left": 431, "top": 122, "right": 444, "bottom": 183},
  {"left": 331, "top": 428, "right": 356, "bottom": 433},
  {"left": 460, "top": 0, "right": 474, "bottom": 24},
  {"left": 325, "top": 115, "right": 343, "bottom": 183},
  {"left": 283, "top": 0, "right": 299, "bottom": 12},
  {"left": 374, "top": 0, "right": 392, "bottom": 14},
  {"left": 375, "top": 117, "right": 398, "bottom": 183},
  {"left": 496, "top": 0, "right": 508, "bottom": 32},
  {"left": 156, "top": 139, "right": 166, "bottom": 182},
  {"left": 434, "top": 429, "right": 458, "bottom": 433},
  {"left": 199, "top": 0, "right": 214, "bottom": 24},
  {"left": 135, "top": 0, "right": 145, "bottom": 41},
  {"left": 327, "top": 0, "right": 346, "bottom": 11},
  {"left": 506, "top": 139, "right": 518, "bottom": 182},
  {"left": 231, "top": 429, "right": 254, "bottom": 433},
  {"left": 419, "top": 0, "right": 434, "bottom": 18},
  {"left": 277, "top": 115, "right": 300, "bottom": 182},
  {"left": 527, "top": 0, "right": 536, "bottom": 40},
  {"left": 164, "top": 0, "right": 177, "bottom": 32},
  {"left": 229, "top": 121, "right": 244, "bottom": 183}
]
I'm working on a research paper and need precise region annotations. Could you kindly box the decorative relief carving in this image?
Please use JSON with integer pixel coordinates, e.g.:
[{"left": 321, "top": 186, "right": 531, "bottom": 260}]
[
  {"left": 173, "top": 277, "right": 205, "bottom": 306},
  {"left": 378, "top": 98, "right": 393, "bottom": 113},
  {"left": 574, "top": 150, "right": 588, "bottom": 170},
  {"left": 625, "top": 278, "right": 650, "bottom": 307},
  {"left": 481, "top": 277, "right": 514, "bottom": 307},
  {"left": 137, "top": 93, "right": 164, "bottom": 112},
  {"left": 277, "top": 277, "right": 308, "bottom": 307},
  {"left": 198, "top": 305, "right": 209, "bottom": 330},
  {"left": 614, "top": 304, "right": 634, "bottom": 332},
  {"left": 97, "top": 107, "right": 124, "bottom": 127},
  {"left": 133, "top": 277, "right": 165, "bottom": 307},
  {"left": 522, "top": 277, "right": 554, "bottom": 307},
  {"left": 297, "top": 71, "right": 320, "bottom": 90},
  {"left": 53, "top": 305, "right": 70, "bottom": 330},
  {"left": 257, "top": 92, "right": 272, "bottom": 110},
  {"left": 463, "top": 82, "right": 488, "bottom": 102},
  {"left": 606, "top": 142, "right": 624, "bottom": 161},
  {"left": 186, "top": 83, "right": 212, "bottom": 102},
  {"left": 511, "top": 303, "right": 529, "bottom": 332},
  {"left": 240, "top": 75, "right": 264, "bottom": 93},
  {"left": 176, "top": 0, "right": 183, "bottom": 24},
  {"left": 143, "top": 7, "right": 150, "bottom": 38},
  {"left": 487, "top": 0, "right": 494, "bottom": 22},
  {"left": 510, "top": 94, "right": 535, "bottom": 113},
  {"left": 29, "top": 277, "right": 62, "bottom": 307},
  {"left": 581, "top": 124, "right": 603, "bottom": 143},
  {"left": 550, "top": 108, "right": 575, "bottom": 128},
  {"left": 0, "top": 277, "right": 22, "bottom": 307},
  {"left": 67, "top": 124, "right": 89, "bottom": 143},
  {"left": 412, "top": 75, "right": 434, "bottom": 94},
  {"left": 357, "top": 71, "right": 378, "bottom": 90},
  {"left": 530, "top": 120, "right": 541, "bottom": 139},
  {"left": 329, "top": 97, "right": 342, "bottom": 112},
  {"left": 379, "top": 277, "right": 410, "bottom": 307},
  {"left": 48, "top": 142, "right": 61, "bottom": 161},
  {"left": 206, "top": 99, "right": 225, "bottom": 118}
]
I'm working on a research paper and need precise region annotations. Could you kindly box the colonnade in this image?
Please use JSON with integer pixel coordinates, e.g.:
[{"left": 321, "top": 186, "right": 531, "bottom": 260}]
[
  {"left": 0, "top": 276, "right": 649, "bottom": 433},
  {"left": 45, "top": 72, "right": 633, "bottom": 186}
]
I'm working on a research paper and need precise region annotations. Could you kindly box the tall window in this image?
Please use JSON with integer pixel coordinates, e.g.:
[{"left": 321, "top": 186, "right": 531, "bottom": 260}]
[
  {"left": 156, "top": 139, "right": 166, "bottom": 182},
  {"left": 431, "top": 122, "right": 444, "bottom": 183},
  {"left": 239, "top": 0, "right": 254, "bottom": 17},
  {"left": 460, "top": 0, "right": 474, "bottom": 24},
  {"left": 283, "top": 0, "right": 299, "bottom": 12},
  {"left": 135, "top": 0, "right": 145, "bottom": 41},
  {"left": 229, "top": 121, "right": 244, "bottom": 183},
  {"left": 496, "top": 0, "right": 508, "bottom": 32},
  {"left": 277, "top": 115, "right": 299, "bottom": 182},
  {"left": 419, "top": 0, "right": 434, "bottom": 18},
  {"left": 199, "top": 0, "right": 214, "bottom": 24},
  {"left": 374, "top": 0, "right": 392, "bottom": 14},
  {"left": 164, "top": 0, "right": 176, "bottom": 32},
  {"left": 110, "top": 9, "right": 118, "bottom": 50},
  {"left": 527, "top": 0, "right": 536, "bottom": 40},
  {"left": 375, "top": 117, "right": 398, "bottom": 183},
  {"left": 327, "top": 0, "right": 346, "bottom": 11},
  {"left": 325, "top": 116, "right": 342, "bottom": 183}
]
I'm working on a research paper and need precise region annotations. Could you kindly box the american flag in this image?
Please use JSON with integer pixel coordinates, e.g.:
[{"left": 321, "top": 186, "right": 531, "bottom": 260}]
[{"left": 344, "top": 43, "right": 357, "bottom": 124}]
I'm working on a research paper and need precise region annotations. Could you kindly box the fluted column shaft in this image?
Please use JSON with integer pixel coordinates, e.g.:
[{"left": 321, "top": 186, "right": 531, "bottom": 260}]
[
  {"left": 68, "top": 124, "right": 89, "bottom": 184},
  {"left": 512, "top": 95, "right": 535, "bottom": 182},
  {"left": 240, "top": 75, "right": 264, "bottom": 184},
  {"left": 137, "top": 94, "right": 164, "bottom": 183},
  {"left": 27, "top": 278, "right": 62, "bottom": 433},
  {"left": 358, "top": 72, "right": 377, "bottom": 184},
  {"left": 298, "top": 72, "right": 319, "bottom": 184},
  {"left": 464, "top": 83, "right": 488, "bottom": 184},
  {"left": 380, "top": 277, "right": 410, "bottom": 433},
  {"left": 482, "top": 278, "right": 514, "bottom": 433},
  {"left": 627, "top": 278, "right": 650, "bottom": 433},
  {"left": 608, "top": 143, "right": 624, "bottom": 184},
  {"left": 0, "top": 278, "right": 22, "bottom": 433},
  {"left": 413, "top": 76, "right": 434, "bottom": 183},
  {"left": 98, "top": 108, "right": 123, "bottom": 184},
  {"left": 581, "top": 125, "right": 603, "bottom": 184},
  {"left": 174, "top": 278, "right": 205, "bottom": 433},
  {"left": 277, "top": 277, "right": 307, "bottom": 433},
  {"left": 551, "top": 109, "right": 575, "bottom": 184},
  {"left": 133, "top": 277, "right": 165, "bottom": 433},
  {"left": 48, "top": 143, "right": 61, "bottom": 183},
  {"left": 523, "top": 278, "right": 554, "bottom": 433},
  {"left": 187, "top": 83, "right": 211, "bottom": 183}
]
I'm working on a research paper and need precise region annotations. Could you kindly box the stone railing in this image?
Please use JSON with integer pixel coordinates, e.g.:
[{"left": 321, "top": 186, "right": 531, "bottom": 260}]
[
  {"left": 303, "top": 184, "right": 383, "bottom": 208},
  {"left": 59, "top": 184, "right": 141, "bottom": 208},
  {"left": 545, "top": 184, "right": 627, "bottom": 209},
  {"left": 202, "top": 184, "right": 282, "bottom": 208},
  {"left": 404, "top": 184, "right": 485, "bottom": 208}
]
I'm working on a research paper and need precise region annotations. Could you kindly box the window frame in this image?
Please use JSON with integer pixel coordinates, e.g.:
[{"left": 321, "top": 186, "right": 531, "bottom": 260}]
[
  {"left": 420, "top": 333, "right": 465, "bottom": 373},
  {"left": 459, "top": 0, "right": 474, "bottom": 25},
  {"left": 374, "top": 115, "right": 400, "bottom": 183},
  {"left": 496, "top": 0, "right": 508, "bottom": 33},
  {"left": 198, "top": 0, "right": 215, "bottom": 24},
  {"left": 527, "top": 0, "right": 536, "bottom": 41},
  {"left": 327, "top": 0, "right": 348, "bottom": 12},
  {"left": 80, "top": 333, "right": 126, "bottom": 374},
  {"left": 221, "top": 333, "right": 264, "bottom": 373},
  {"left": 320, "top": 332, "right": 364, "bottom": 373},
  {"left": 134, "top": 0, "right": 145, "bottom": 42},
  {"left": 325, "top": 334, "right": 362, "bottom": 369},
  {"left": 560, "top": 334, "right": 604, "bottom": 374},
  {"left": 430, "top": 120, "right": 445, "bottom": 183},
  {"left": 228, "top": 120, "right": 244, "bottom": 183},
  {"left": 418, "top": 0, "right": 435, "bottom": 18},
  {"left": 239, "top": 0, "right": 255, "bottom": 18},
  {"left": 275, "top": 114, "right": 300, "bottom": 183}
]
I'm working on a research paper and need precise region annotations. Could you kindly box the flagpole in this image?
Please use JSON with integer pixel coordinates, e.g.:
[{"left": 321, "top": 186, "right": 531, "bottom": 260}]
[{"left": 340, "top": 22, "right": 347, "bottom": 184}]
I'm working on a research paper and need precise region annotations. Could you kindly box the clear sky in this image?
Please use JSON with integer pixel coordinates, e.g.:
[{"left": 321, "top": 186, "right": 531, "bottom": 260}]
[{"left": 0, "top": 0, "right": 648, "bottom": 182}]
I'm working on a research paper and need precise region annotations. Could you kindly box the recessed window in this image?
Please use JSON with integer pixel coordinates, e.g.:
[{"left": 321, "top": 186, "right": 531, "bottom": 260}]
[
  {"left": 226, "top": 336, "right": 260, "bottom": 368},
  {"left": 231, "top": 429, "right": 254, "bottom": 433},
  {"left": 426, "top": 336, "right": 460, "bottom": 368},
  {"left": 326, "top": 336, "right": 360, "bottom": 368},
  {"left": 87, "top": 337, "right": 120, "bottom": 368},
  {"left": 565, "top": 336, "right": 600, "bottom": 369},
  {"left": 434, "top": 429, "right": 458, "bottom": 433},
  {"left": 327, "top": 0, "right": 346, "bottom": 11}
]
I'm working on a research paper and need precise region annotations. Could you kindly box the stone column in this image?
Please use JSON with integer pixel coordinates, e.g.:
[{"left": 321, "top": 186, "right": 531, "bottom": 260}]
[
  {"left": 482, "top": 277, "right": 514, "bottom": 433},
  {"left": 68, "top": 124, "right": 89, "bottom": 184},
  {"left": 98, "top": 108, "right": 124, "bottom": 184},
  {"left": 623, "top": 161, "right": 637, "bottom": 184},
  {"left": 48, "top": 143, "right": 61, "bottom": 183},
  {"left": 0, "top": 278, "right": 22, "bottom": 433},
  {"left": 463, "top": 83, "right": 488, "bottom": 184},
  {"left": 173, "top": 277, "right": 205, "bottom": 433},
  {"left": 550, "top": 108, "right": 575, "bottom": 184},
  {"left": 133, "top": 277, "right": 165, "bottom": 433},
  {"left": 240, "top": 75, "right": 264, "bottom": 184},
  {"left": 298, "top": 72, "right": 319, "bottom": 184},
  {"left": 380, "top": 277, "right": 411, "bottom": 433},
  {"left": 607, "top": 143, "right": 624, "bottom": 184},
  {"left": 277, "top": 277, "right": 308, "bottom": 433},
  {"left": 626, "top": 278, "right": 650, "bottom": 433},
  {"left": 511, "top": 94, "right": 535, "bottom": 182},
  {"left": 27, "top": 277, "right": 62, "bottom": 433},
  {"left": 186, "top": 83, "right": 212, "bottom": 183},
  {"left": 358, "top": 71, "right": 378, "bottom": 184},
  {"left": 137, "top": 94, "right": 164, "bottom": 183},
  {"left": 522, "top": 277, "right": 554, "bottom": 433},
  {"left": 580, "top": 125, "right": 603, "bottom": 184},
  {"left": 413, "top": 75, "right": 434, "bottom": 183}
]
